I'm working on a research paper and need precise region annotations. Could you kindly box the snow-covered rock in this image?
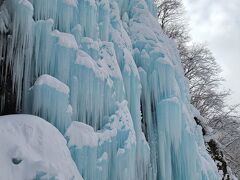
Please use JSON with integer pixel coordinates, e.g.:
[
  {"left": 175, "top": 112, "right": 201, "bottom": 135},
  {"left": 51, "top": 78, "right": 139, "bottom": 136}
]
[{"left": 0, "top": 115, "right": 82, "bottom": 180}]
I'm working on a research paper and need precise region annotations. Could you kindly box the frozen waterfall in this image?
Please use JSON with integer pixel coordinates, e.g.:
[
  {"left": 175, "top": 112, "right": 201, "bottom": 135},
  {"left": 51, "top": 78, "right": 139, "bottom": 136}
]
[{"left": 0, "top": 0, "right": 220, "bottom": 179}]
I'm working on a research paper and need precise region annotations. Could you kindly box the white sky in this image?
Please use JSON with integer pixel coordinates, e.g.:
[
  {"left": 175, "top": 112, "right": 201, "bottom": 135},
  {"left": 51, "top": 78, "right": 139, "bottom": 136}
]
[{"left": 182, "top": 0, "right": 240, "bottom": 105}]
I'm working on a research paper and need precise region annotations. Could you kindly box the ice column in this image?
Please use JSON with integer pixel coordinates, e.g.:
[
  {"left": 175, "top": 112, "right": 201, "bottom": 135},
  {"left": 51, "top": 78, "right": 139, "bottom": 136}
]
[{"left": 30, "top": 75, "right": 72, "bottom": 134}]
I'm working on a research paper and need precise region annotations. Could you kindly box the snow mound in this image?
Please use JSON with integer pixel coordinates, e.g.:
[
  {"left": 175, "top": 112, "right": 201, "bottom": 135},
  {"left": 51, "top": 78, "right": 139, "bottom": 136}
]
[{"left": 0, "top": 115, "right": 82, "bottom": 180}]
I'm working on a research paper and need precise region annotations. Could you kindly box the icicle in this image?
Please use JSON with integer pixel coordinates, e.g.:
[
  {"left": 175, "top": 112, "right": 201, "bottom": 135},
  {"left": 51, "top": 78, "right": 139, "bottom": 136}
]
[
  {"left": 98, "top": 0, "right": 110, "bottom": 41},
  {"left": 77, "top": 0, "right": 99, "bottom": 39},
  {"left": 2, "top": 0, "right": 34, "bottom": 110},
  {"left": 0, "top": 2, "right": 10, "bottom": 33},
  {"left": 32, "top": 0, "right": 78, "bottom": 33},
  {"left": 0, "top": 2, "right": 10, "bottom": 112},
  {"left": 51, "top": 30, "right": 78, "bottom": 84}
]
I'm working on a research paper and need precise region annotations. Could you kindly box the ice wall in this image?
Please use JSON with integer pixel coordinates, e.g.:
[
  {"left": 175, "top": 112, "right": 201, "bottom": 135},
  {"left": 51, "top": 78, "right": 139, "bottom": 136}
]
[{"left": 0, "top": 0, "right": 221, "bottom": 179}]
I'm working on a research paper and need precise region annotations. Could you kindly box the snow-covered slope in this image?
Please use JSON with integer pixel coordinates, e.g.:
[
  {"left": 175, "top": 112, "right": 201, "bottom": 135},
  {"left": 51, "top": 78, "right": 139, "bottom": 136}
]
[
  {"left": 0, "top": 0, "right": 221, "bottom": 179},
  {"left": 0, "top": 115, "right": 82, "bottom": 180}
]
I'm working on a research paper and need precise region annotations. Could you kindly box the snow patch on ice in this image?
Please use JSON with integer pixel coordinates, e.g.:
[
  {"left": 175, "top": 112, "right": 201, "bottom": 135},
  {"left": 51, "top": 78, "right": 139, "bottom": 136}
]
[
  {"left": 64, "top": 0, "right": 78, "bottom": 7},
  {"left": 52, "top": 30, "right": 78, "bottom": 49},
  {"left": 34, "top": 74, "right": 70, "bottom": 94},
  {"left": 65, "top": 121, "right": 98, "bottom": 148},
  {"left": 19, "top": 0, "right": 33, "bottom": 11}
]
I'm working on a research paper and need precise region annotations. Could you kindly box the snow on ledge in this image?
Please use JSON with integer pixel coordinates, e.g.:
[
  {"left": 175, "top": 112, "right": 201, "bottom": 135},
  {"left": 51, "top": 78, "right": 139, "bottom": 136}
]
[
  {"left": 64, "top": 0, "right": 78, "bottom": 6},
  {"left": 52, "top": 30, "right": 78, "bottom": 49},
  {"left": 19, "top": 0, "right": 34, "bottom": 11},
  {"left": 34, "top": 74, "right": 70, "bottom": 94},
  {"left": 65, "top": 121, "right": 98, "bottom": 148}
]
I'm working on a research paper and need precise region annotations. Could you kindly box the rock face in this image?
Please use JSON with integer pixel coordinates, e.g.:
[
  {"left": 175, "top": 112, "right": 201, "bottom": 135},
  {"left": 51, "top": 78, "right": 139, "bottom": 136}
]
[
  {"left": 0, "top": 0, "right": 221, "bottom": 179},
  {"left": 194, "top": 116, "right": 237, "bottom": 180}
]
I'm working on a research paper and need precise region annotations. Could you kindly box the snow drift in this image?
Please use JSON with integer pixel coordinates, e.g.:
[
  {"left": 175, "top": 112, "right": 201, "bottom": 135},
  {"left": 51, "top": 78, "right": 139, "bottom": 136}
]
[{"left": 0, "top": 115, "right": 82, "bottom": 180}]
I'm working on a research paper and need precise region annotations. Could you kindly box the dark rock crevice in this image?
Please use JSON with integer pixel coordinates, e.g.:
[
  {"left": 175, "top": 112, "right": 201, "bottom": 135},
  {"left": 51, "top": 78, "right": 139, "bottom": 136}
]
[{"left": 194, "top": 116, "right": 231, "bottom": 180}]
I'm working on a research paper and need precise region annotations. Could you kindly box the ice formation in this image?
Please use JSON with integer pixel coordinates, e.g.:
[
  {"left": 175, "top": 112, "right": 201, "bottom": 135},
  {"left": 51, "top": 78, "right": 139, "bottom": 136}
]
[
  {"left": 29, "top": 74, "right": 72, "bottom": 134},
  {"left": 0, "top": 0, "right": 221, "bottom": 179}
]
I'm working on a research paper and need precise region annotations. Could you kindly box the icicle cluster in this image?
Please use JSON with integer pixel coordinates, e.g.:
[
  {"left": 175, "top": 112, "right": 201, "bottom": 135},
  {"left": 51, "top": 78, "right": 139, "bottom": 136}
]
[{"left": 0, "top": 0, "right": 221, "bottom": 179}]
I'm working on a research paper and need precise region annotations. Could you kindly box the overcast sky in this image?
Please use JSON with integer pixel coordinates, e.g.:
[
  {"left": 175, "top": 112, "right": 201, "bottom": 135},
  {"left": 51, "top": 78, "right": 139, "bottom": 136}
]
[{"left": 182, "top": 0, "right": 240, "bottom": 105}]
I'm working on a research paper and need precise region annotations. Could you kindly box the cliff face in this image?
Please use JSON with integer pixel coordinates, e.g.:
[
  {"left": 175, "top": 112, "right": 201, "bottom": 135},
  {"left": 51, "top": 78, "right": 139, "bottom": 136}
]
[{"left": 0, "top": 0, "right": 220, "bottom": 179}]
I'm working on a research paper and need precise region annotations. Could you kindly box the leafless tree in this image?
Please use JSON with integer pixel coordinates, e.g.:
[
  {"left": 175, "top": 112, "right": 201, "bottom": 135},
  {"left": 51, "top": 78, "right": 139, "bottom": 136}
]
[
  {"left": 181, "top": 44, "right": 231, "bottom": 120},
  {"left": 156, "top": 0, "right": 190, "bottom": 46},
  {"left": 156, "top": 0, "right": 183, "bottom": 29}
]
